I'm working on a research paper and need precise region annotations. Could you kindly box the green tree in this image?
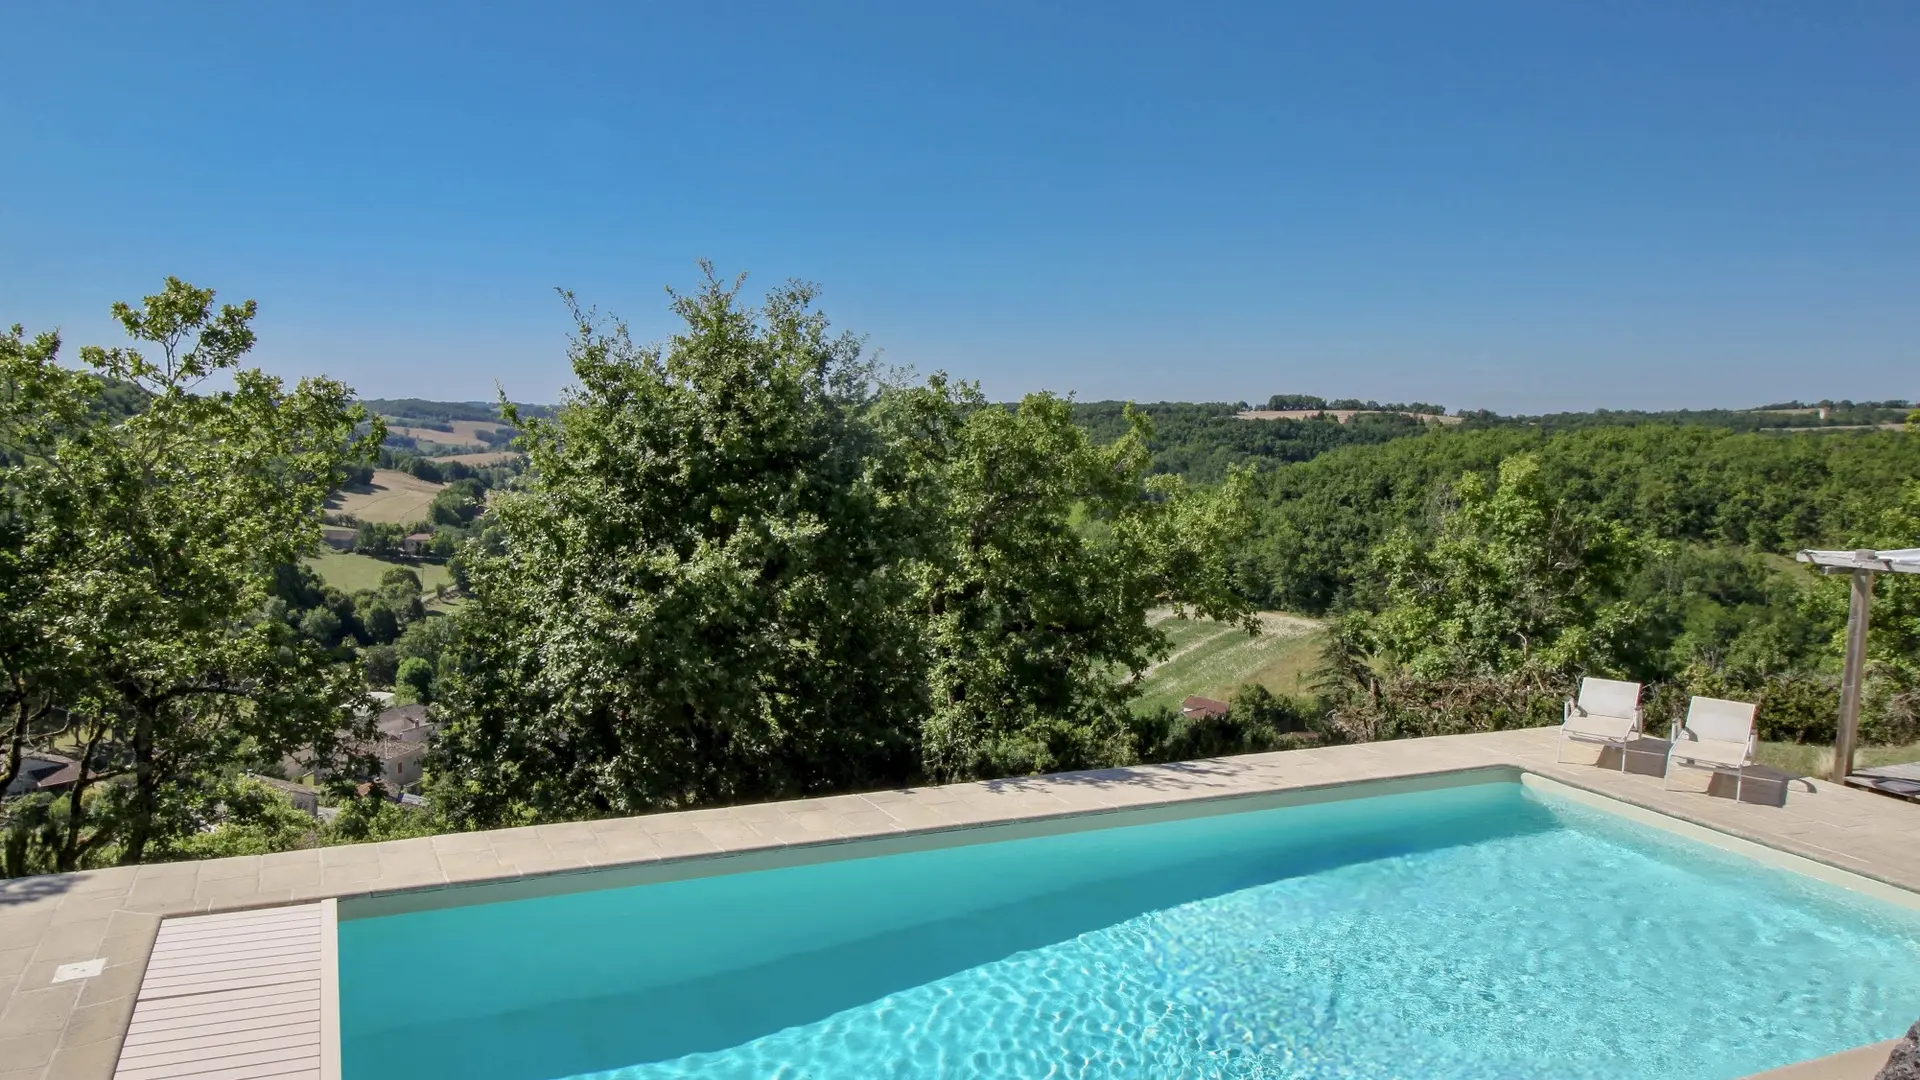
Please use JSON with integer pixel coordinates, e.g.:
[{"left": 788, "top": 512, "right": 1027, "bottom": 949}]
[
  {"left": 0, "top": 279, "right": 380, "bottom": 870},
  {"left": 380, "top": 567, "right": 423, "bottom": 593},
  {"left": 325, "top": 791, "right": 441, "bottom": 843},
  {"left": 1357, "top": 455, "right": 1644, "bottom": 679},
  {"left": 1326, "top": 454, "right": 1645, "bottom": 741},
  {"left": 167, "top": 777, "right": 320, "bottom": 859},
  {"left": 0, "top": 325, "right": 77, "bottom": 801},
  {"left": 428, "top": 270, "right": 1254, "bottom": 827},
  {"left": 358, "top": 600, "right": 400, "bottom": 645},
  {"left": 362, "top": 644, "right": 400, "bottom": 688},
  {"left": 298, "top": 606, "right": 345, "bottom": 646},
  {"left": 428, "top": 479, "right": 484, "bottom": 527},
  {"left": 358, "top": 520, "right": 416, "bottom": 557},
  {"left": 377, "top": 568, "right": 427, "bottom": 625},
  {"left": 1823, "top": 480, "right": 1920, "bottom": 741},
  {"left": 395, "top": 657, "right": 436, "bottom": 704},
  {"left": 912, "top": 390, "right": 1256, "bottom": 780},
  {"left": 432, "top": 271, "right": 931, "bottom": 823}
]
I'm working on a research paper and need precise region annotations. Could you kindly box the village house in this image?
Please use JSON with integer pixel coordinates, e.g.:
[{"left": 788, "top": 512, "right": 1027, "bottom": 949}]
[
  {"left": 369, "top": 703, "right": 441, "bottom": 793},
  {"left": 293, "top": 701, "right": 443, "bottom": 797},
  {"left": 3, "top": 752, "right": 81, "bottom": 796},
  {"left": 1179, "top": 695, "right": 1231, "bottom": 720},
  {"left": 245, "top": 774, "right": 322, "bottom": 815}
]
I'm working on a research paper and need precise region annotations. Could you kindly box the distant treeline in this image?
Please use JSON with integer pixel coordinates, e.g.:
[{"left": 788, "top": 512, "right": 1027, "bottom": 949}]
[
  {"left": 1263, "top": 394, "right": 1449, "bottom": 414},
  {"left": 1462, "top": 402, "right": 1914, "bottom": 434},
  {"left": 1064, "top": 395, "right": 1916, "bottom": 485},
  {"left": 360, "top": 398, "right": 559, "bottom": 424},
  {"left": 1070, "top": 402, "right": 1432, "bottom": 483}
]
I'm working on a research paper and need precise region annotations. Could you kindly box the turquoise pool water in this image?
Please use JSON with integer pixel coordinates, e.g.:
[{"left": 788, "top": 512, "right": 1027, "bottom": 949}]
[{"left": 341, "top": 780, "right": 1920, "bottom": 1079}]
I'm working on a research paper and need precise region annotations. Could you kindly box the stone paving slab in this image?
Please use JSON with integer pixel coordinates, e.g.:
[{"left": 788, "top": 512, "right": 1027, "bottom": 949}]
[{"left": 3, "top": 725, "right": 1919, "bottom": 1079}]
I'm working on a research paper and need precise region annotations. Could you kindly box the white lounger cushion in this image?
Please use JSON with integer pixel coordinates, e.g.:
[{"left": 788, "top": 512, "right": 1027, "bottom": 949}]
[
  {"left": 1563, "top": 711, "right": 1638, "bottom": 742},
  {"left": 1671, "top": 737, "right": 1752, "bottom": 768}
]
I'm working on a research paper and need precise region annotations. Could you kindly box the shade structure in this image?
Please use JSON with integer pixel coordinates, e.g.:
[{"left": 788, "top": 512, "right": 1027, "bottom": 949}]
[
  {"left": 1795, "top": 548, "right": 1920, "bottom": 782},
  {"left": 1798, "top": 548, "right": 1920, "bottom": 573}
]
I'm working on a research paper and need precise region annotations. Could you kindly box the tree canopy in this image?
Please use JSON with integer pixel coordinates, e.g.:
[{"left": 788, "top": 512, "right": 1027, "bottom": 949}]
[
  {"left": 427, "top": 270, "right": 1253, "bottom": 826},
  {"left": 1, "top": 279, "right": 380, "bottom": 871}
]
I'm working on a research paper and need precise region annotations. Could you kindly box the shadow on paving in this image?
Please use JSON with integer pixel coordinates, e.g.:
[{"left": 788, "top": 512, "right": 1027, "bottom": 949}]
[
  {"left": 1591, "top": 737, "right": 1815, "bottom": 809},
  {"left": 0, "top": 870, "right": 76, "bottom": 908}
]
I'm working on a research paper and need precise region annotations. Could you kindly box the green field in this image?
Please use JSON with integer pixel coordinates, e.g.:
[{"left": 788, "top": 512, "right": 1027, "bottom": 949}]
[
  {"left": 1132, "top": 611, "right": 1327, "bottom": 714},
  {"left": 304, "top": 550, "right": 452, "bottom": 594}
]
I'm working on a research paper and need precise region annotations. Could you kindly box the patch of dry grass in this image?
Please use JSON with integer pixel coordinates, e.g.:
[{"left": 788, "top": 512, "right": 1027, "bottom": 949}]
[
  {"left": 384, "top": 418, "right": 507, "bottom": 443},
  {"left": 1134, "top": 612, "right": 1327, "bottom": 713},
  {"left": 326, "top": 469, "right": 443, "bottom": 524}
]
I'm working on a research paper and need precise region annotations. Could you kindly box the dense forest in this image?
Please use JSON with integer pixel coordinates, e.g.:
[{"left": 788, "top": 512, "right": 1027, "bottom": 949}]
[
  {"left": 2, "top": 274, "right": 1915, "bottom": 876},
  {"left": 1079, "top": 401, "right": 1919, "bottom": 749},
  {"left": 1070, "top": 401, "right": 1433, "bottom": 483}
]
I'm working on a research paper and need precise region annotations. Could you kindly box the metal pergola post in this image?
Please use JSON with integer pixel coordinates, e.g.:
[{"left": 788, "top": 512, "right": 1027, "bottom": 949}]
[{"left": 1832, "top": 555, "right": 1876, "bottom": 783}]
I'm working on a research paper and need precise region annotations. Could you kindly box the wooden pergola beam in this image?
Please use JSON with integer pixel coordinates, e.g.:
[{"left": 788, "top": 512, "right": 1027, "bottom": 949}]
[{"left": 1797, "top": 548, "right": 1920, "bottom": 782}]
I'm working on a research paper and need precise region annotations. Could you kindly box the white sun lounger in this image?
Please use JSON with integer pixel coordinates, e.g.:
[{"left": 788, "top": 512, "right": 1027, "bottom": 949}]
[
  {"left": 1665, "top": 696, "right": 1761, "bottom": 800},
  {"left": 1558, "top": 677, "right": 1645, "bottom": 770}
]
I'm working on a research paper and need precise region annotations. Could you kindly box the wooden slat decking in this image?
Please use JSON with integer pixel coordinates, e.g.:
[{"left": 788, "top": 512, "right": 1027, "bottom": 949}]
[
  {"left": 113, "top": 903, "right": 327, "bottom": 1080},
  {"left": 1847, "top": 762, "right": 1920, "bottom": 802}
]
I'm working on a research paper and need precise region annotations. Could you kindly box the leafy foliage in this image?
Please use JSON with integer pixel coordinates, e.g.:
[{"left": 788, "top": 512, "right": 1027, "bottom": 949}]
[
  {"left": 428, "top": 270, "right": 1252, "bottom": 826},
  {"left": 1292, "top": 426, "right": 1920, "bottom": 746},
  {"left": 1354, "top": 455, "right": 1644, "bottom": 680},
  {"left": 1243, "top": 424, "right": 1920, "bottom": 614},
  {"left": 0, "top": 279, "right": 380, "bottom": 869},
  {"left": 1072, "top": 401, "right": 1430, "bottom": 483},
  {"left": 914, "top": 391, "right": 1255, "bottom": 780},
  {"left": 1321, "top": 456, "right": 1643, "bottom": 741}
]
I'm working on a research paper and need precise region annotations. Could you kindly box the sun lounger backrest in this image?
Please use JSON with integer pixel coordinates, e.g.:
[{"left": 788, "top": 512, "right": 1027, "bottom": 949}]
[
  {"left": 1683, "top": 696, "right": 1757, "bottom": 743},
  {"left": 1577, "top": 677, "right": 1641, "bottom": 719}
]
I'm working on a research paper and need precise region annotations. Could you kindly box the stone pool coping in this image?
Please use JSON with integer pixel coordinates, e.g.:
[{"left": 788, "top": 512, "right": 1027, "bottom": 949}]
[{"left": 4, "top": 724, "right": 1919, "bottom": 1079}]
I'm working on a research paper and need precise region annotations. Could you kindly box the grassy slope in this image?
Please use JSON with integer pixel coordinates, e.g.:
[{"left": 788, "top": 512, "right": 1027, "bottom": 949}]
[
  {"left": 1132, "top": 612, "right": 1327, "bottom": 713},
  {"left": 1754, "top": 740, "right": 1920, "bottom": 779},
  {"left": 325, "top": 469, "right": 443, "bottom": 524},
  {"left": 304, "top": 550, "right": 452, "bottom": 594}
]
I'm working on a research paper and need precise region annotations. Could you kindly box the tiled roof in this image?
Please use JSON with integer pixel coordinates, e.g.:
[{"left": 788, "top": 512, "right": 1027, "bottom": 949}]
[{"left": 1180, "top": 695, "right": 1232, "bottom": 719}]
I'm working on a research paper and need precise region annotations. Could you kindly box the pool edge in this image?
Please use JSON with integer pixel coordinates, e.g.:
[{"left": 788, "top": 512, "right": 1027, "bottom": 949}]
[
  {"left": 342, "top": 764, "right": 1523, "bottom": 919},
  {"left": 321, "top": 897, "right": 342, "bottom": 1080},
  {"left": 1520, "top": 773, "right": 1920, "bottom": 912}
]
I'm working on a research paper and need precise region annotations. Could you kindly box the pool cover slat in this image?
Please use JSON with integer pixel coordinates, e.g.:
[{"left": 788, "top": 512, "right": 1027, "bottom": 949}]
[{"left": 113, "top": 905, "right": 324, "bottom": 1080}]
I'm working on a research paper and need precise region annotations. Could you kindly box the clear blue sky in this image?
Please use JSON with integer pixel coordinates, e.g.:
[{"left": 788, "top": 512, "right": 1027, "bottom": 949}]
[{"left": 4, "top": 2, "right": 1916, "bottom": 412}]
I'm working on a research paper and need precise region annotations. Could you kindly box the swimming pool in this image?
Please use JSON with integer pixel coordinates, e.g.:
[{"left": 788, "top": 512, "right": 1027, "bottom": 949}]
[{"left": 339, "top": 777, "right": 1920, "bottom": 1079}]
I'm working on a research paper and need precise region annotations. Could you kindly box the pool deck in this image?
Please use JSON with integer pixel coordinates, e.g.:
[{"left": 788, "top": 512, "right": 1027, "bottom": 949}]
[{"left": 4, "top": 724, "right": 1919, "bottom": 1080}]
